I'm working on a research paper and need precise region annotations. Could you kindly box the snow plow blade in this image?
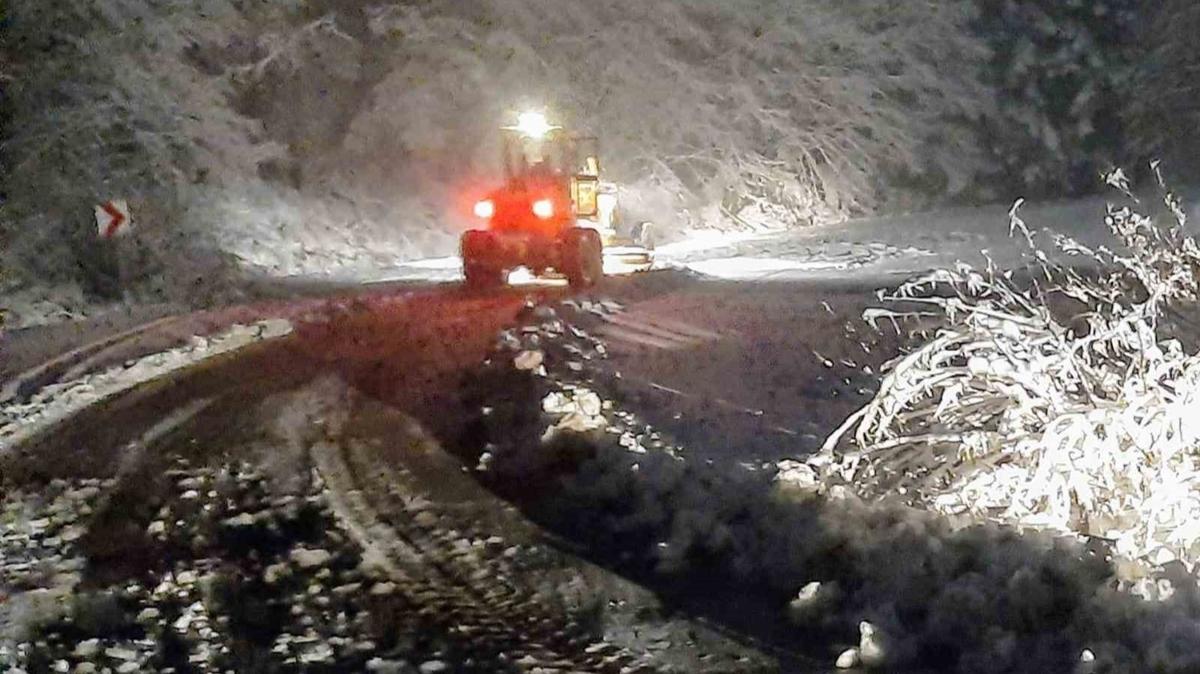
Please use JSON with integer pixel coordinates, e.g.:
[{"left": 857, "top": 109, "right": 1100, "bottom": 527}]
[{"left": 603, "top": 245, "right": 654, "bottom": 269}]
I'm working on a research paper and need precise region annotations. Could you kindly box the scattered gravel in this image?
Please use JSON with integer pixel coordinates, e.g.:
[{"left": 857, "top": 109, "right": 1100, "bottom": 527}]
[
  {"left": 1, "top": 456, "right": 441, "bottom": 673},
  {"left": 3, "top": 348, "right": 771, "bottom": 674}
]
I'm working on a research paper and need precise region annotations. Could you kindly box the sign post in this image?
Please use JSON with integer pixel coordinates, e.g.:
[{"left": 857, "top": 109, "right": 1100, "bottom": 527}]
[{"left": 95, "top": 199, "right": 133, "bottom": 297}]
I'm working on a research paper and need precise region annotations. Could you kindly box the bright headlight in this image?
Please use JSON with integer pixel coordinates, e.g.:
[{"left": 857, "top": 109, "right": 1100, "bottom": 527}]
[
  {"left": 515, "top": 111, "right": 554, "bottom": 139},
  {"left": 474, "top": 199, "right": 495, "bottom": 219},
  {"left": 532, "top": 198, "right": 554, "bottom": 219}
]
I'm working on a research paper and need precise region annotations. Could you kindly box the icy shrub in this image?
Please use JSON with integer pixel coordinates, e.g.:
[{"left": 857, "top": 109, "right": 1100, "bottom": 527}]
[
  {"left": 812, "top": 166, "right": 1200, "bottom": 573},
  {"left": 466, "top": 293, "right": 1200, "bottom": 671}
]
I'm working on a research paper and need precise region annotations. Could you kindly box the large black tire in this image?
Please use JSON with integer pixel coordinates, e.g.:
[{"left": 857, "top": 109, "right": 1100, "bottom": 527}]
[
  {"left": 561, "top": 228, "right": 603, "bottom": 289},
  {"left": 463, "top": 260, "right": 505, "bottom": 289},
  {"left": 461, "top": 230, "right": 506, "bottom": 289}
]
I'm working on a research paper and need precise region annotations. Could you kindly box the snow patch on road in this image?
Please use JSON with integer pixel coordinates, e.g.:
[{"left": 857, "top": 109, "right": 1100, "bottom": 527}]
[
  {"left": 653, "top": 230, "right": 778, "bottom": 257},
  {"left": 400, "top": 256, "right": 460, "bottom": 270},
  {"left": 684, "top": 256, "right": 856, "bottom": 278},
  {"left": 0, "top": 284, "right": 117, "bottom": 332},
  {"left": 0, "top": 319, "right": 293, "bottom": 454}
]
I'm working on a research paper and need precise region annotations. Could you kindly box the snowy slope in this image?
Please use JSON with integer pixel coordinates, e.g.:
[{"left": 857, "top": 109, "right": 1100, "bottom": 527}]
[
  {"left": 0, "top": 0, "right": 1179, "bottom": 324},
  {"left": 0, "top": 1, "right": 1033, "bottom": 305}
]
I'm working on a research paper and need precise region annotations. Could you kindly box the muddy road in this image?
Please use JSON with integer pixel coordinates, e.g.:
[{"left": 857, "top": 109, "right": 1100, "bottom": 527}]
[
  {"left": 10, "top": 265, "right": 1175, "bottom": 674},
  {"left": 3, "top": 271, "right": 901, "bottom": 673}
]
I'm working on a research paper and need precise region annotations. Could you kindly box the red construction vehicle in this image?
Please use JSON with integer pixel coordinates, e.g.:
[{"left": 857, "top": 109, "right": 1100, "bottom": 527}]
[{"left": 461, "top": 112, "right": 652, "bottom": 288}]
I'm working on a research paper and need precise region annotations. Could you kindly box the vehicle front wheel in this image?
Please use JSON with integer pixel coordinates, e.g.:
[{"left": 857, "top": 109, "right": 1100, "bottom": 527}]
[
  {"left": 561, "top": 228, "right": 603, "bottom": 289},
  {"left": 463, "top": 261, "right": 505, "bottom": 289},
  {"left": 461, "top": 230, "right": 506, "bottom": 289}
]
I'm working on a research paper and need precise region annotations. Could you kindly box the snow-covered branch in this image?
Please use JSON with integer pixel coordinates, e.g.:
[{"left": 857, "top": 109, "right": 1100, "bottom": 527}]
[{"left": 811, "top": 170, "right": 1200, "bottom": 579}]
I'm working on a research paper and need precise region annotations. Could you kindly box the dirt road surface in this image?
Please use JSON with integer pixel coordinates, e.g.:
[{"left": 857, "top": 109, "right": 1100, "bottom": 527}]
[{"left": 3, "top": 275, "right": 842, "bottom": 673}]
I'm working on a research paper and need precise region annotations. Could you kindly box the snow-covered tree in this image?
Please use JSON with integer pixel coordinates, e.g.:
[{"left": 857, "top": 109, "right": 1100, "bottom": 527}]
[{"left": 0, "top": 0, "right": 1173, "bottom": 316}]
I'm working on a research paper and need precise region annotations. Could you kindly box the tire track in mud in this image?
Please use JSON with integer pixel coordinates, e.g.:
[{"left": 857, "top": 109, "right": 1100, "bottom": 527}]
[
  {"left": 3, "top": 278, "right": 778, "bottom": 672},
  {"left": 309, "top": 424, "right": 647, "bottom": 673}
]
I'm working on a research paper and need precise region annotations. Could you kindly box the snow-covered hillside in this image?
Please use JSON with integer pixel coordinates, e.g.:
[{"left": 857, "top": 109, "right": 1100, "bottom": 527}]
[{"left": 0, "top": 0, "right": 1176, "bottom": 319}]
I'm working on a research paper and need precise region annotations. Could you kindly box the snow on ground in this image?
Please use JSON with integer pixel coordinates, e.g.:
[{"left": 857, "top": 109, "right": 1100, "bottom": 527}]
[
  {"left": 0, "top": 320, "right": 292, "bottom": 453},
  {"left": 662, "top": 195, "right": 1118, "bottom": 281},
  {"left": 201, "top": 186, "right": 457, "bottom": 279},
  {"left": 1, "top": 369, "right": 773, "bottom": 673},
  {"left": 0, "top": 457, "right": 411, "bottom": 673},
  {"left": 0, "top": 478, "right": 111, "bottom": 650},
  {"left": 359, "top": 256, "right": 464, "bottom": 285},
  {"left": 677, "top": 190, "right": 1200, "bottom": 282},
  {"left": 0, "top": 285, "right": 120, "bottom": 332},
  {"left": 683, "top": 255, "right": 881, "bottom": 278},
  {"left": 335, "top": 194, "right": 1128, "bottom": 286}
]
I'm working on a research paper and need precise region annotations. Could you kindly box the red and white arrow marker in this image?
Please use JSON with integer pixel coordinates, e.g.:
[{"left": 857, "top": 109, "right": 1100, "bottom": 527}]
[{"left": 95, "top": 199, "right": 131, "bottom": 239}]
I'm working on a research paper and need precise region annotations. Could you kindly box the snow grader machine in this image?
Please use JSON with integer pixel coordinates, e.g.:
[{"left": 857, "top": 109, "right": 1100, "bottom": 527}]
[{"left": 461, "top": 112, "right": 653, "bottom": 288}]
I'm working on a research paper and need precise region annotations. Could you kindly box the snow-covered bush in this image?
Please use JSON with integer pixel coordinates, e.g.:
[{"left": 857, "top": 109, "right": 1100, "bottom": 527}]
[
  {"left": 467, "top": 301, "right": 1200, "bottom": 672},
  {"left": 812, "top": 167, "right": 1200, "bottom": 574}
]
